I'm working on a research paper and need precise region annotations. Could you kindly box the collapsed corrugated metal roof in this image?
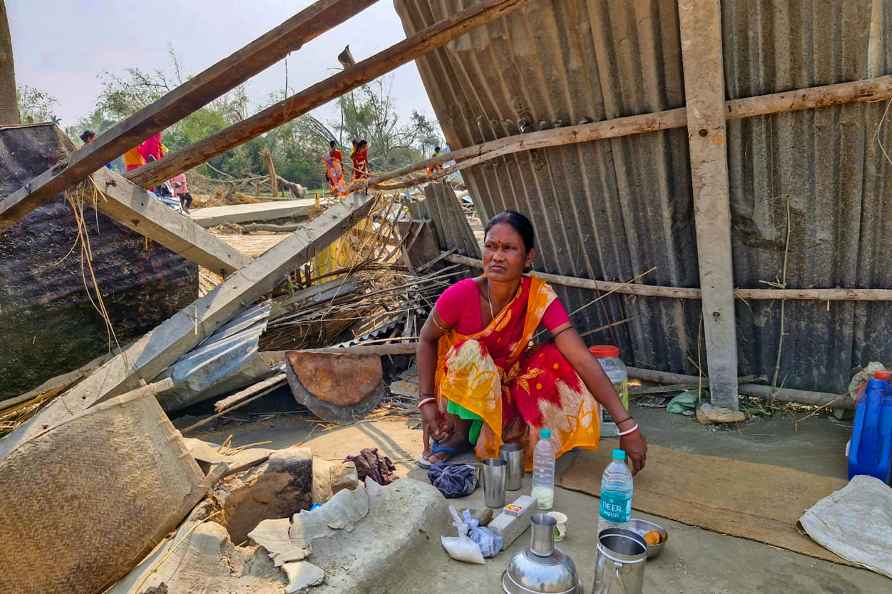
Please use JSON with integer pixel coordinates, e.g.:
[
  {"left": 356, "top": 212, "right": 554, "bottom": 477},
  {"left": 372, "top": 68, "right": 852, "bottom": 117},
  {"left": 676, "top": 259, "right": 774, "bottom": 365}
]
[
  {"left": 0, "top": 124, "right": 198, "bottom": 399},
  {"left": 395, "top": 0, "right": 892, "bottom": 392}
]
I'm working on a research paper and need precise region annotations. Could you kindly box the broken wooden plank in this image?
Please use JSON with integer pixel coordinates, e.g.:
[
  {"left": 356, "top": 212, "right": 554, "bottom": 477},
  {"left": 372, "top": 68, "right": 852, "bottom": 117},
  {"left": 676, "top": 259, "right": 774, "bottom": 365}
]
[
  {"left": 678, "top": 0, "right": 739, "bottom": 410},
  {"left": 128, "top": 0, "right": 529, "bottom": 188},
  {"left": 0, "top": 0, "right": 377, "bottom": 230},
  {"left": 213, "top": 373, "right": 287, "bottom": 413},
  {"left": 181, "top": 376, "right": 287, "bottom": 434},
  {"left": 190, "top": 199, "right": 318, "bottom": 228},
  {"left": 91, "top": 168, "right": 252, "bottom": 275},
  {"left": 0, "top": 194, "right": 375, "bottom": 458}
]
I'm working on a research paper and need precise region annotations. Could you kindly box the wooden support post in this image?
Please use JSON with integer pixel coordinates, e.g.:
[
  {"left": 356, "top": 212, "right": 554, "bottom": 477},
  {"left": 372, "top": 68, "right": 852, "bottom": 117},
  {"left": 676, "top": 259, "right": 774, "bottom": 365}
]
[
  {"left": 0, "top": 0, "right": 19, "bottom": 126},
  {"left": 91, "top": 168, "right": 252, "bottom": 275},
  {"left": 678, "top": 0, "right": 739, "bottom": 410},
  {"left": 127, "top": 0, "right": 528, "bottom": 188},
  {"left": 264, "top": 149, "right": 279, "bottom": 197},
  {"left": 0, "top": 194, "right": 375, "bottom": 458},
  {"left": 0, "top": 0, "right": 377, "bottom": 230}
]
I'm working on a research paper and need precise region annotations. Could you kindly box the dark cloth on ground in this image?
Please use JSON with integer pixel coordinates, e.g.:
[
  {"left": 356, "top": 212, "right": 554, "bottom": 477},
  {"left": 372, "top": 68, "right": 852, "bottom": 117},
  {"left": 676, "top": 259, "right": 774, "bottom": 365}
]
[
  {"left": 346, "top": 448, "right": 397, "bottom": 486},
  {"left": 427, "top": 463, "right": 478, "bottom": 498}
]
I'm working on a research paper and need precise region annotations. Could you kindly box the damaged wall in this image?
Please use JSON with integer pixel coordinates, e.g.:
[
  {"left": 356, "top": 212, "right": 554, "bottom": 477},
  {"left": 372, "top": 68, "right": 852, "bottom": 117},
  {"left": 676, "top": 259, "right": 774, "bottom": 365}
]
[
  {"left": 396, "top": 0, "right": 892, "bottom": 392},
  {"left": 0, "top": 124, "right": 197, "bottom": 399}
]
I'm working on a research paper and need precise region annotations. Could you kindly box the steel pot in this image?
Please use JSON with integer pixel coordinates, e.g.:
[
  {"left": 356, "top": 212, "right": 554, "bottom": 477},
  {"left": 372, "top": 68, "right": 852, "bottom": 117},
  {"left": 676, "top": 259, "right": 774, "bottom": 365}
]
[{"left": 502, "top": 513, "right": 582, "bottom": 594}]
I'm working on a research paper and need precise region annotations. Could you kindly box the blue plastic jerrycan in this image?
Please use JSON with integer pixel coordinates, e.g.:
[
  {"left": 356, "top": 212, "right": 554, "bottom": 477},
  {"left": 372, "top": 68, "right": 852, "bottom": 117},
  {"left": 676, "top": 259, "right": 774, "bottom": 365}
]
[{"left": 848, "top": 370, "right": 892, "bottom": 483}]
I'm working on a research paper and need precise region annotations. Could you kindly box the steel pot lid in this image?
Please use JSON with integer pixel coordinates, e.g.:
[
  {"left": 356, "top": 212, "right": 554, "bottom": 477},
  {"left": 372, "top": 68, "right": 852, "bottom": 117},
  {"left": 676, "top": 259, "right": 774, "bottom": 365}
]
[{"left": 502, "top": 549, "right": 581, "bottom": 594}]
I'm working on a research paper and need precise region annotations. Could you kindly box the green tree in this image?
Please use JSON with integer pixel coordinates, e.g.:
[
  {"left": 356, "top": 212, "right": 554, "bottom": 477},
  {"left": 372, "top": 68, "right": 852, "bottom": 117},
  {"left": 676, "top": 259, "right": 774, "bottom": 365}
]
[
  {"left": 335, "top": 78, "right": 444, "bottom": 171},
  {"left": 16, "top": 84, "right": 59, "bottom": 124},
  {"left": 409, "top": 110, "right": 443, "bottom": 158}
]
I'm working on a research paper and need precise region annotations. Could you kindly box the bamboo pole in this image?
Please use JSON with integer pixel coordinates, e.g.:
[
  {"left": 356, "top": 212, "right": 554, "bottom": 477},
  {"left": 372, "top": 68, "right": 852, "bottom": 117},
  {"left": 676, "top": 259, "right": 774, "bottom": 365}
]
[
  {"left": 447, "top": 253, "right": 892, "bottom": 302},
  {"left": 0, "top": 0, "right": 378, "bottom": 230},
  {"left": 368, "top": 74, "right": 892, "bottom": 189},
  {"left": 627, "top": 367, "right": 853, "bottom": 409},
  {"left": 128, "top": 0, "right": 528, "bottom": 189}
]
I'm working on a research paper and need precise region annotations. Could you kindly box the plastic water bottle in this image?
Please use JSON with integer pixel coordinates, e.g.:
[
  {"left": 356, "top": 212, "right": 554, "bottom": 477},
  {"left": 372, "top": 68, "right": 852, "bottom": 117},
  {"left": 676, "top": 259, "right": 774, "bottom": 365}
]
[
  {"left": 531, "top": 428, "right": 555, "bottom": 510},
  {"left": 598, "top": 449, "right": 633, "bottom": 533}
]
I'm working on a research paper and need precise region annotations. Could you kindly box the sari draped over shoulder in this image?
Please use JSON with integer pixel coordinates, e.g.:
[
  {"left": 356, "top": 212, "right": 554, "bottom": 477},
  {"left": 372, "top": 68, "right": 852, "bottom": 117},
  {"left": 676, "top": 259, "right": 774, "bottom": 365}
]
[{"left": 435, "top": 276, "right": 600, "bottom": 467}]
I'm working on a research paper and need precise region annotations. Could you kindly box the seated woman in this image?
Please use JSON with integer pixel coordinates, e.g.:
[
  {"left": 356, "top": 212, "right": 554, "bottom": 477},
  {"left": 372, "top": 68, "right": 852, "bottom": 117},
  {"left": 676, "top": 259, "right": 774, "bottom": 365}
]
[{"left": 416, "top": 211, "right": 647, "bottom": 473}]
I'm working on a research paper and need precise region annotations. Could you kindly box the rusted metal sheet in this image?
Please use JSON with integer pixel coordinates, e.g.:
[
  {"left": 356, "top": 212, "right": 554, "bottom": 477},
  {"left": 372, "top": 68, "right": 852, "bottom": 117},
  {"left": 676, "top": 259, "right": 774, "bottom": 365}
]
[
  {"left": 396, "top": 0, "right": 892, "bottom": 392},
  {"left": 0, "top": 124, "right": 197, "bottom": 399}
]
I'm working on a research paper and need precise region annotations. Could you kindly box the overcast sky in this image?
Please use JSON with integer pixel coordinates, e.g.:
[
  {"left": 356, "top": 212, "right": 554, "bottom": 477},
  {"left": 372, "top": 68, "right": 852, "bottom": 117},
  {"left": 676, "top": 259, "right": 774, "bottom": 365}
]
[{"left": 7, "top": 0, "right": 435, "bottom": 128}]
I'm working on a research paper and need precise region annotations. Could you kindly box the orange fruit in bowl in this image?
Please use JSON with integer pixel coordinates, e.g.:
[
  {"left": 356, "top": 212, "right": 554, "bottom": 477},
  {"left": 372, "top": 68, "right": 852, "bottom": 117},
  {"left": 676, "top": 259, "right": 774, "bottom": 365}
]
[{"left": 644, "top": 530, "right": 662, "bottom": 545}]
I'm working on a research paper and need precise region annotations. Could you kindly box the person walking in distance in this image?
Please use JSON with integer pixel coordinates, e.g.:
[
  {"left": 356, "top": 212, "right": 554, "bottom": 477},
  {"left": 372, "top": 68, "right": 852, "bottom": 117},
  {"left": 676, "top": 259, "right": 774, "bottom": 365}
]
[{"left": 169, "top": 172, "right": 193, "bottom": 213}]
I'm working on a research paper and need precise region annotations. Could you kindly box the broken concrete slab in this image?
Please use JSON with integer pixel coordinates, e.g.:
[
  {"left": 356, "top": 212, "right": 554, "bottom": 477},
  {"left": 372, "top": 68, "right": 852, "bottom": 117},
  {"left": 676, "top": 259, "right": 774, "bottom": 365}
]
[
  {"left": 283, "top": 560, "right": 326, "bottom": 593},
  {"left": 0, "top": 384, "right": 207, "bottom": 594},
  {"left": 91, "top": 167, "right": 253, "bottom": 275},
  {"left": 191, "top": 199, "right": 318, "bottom": 227},
  {"left": 312, "top": 458, "right": 359, "bottom": 503},
  {"left": 109, "top": 507, "right": 285, "bottom": 594},
  {"left": 249, "top": 517, "right": 311, "bottom": 566},
  {"left": 307, "top": 478, "right": 448, "bottom": 593},
  {"left": 214, "top": 446, "right": 313, "bottom": 544},
  {"left": 0, "top": 194, "right": 374, "bottom": 458}
]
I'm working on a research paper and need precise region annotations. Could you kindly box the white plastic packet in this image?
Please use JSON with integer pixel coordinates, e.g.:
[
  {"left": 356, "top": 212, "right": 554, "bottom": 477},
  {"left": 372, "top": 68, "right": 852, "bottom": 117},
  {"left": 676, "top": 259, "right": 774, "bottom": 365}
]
[
  {"left": 441, "top": 536, "right": 486, "bottom": 565},
  {"left": 440, "top": 506, "right": 485, "bottom": 564}
]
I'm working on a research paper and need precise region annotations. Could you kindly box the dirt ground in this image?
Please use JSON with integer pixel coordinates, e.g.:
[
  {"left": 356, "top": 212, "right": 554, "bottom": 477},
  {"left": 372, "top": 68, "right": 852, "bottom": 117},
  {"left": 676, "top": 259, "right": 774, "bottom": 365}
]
[{"left": 179, "top": 393, "right": 890, "bottom": 593}]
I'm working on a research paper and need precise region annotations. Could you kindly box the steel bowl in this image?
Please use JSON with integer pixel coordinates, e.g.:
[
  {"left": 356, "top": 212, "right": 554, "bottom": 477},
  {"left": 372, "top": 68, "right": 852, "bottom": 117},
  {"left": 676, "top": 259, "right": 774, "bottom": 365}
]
[{"left": 626, "top": 518, "right": 668, "bottom": 559}]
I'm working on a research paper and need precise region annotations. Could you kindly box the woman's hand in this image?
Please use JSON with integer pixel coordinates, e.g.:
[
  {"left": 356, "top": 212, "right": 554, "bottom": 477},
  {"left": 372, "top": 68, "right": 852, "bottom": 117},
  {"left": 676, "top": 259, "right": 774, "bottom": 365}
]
[
  {"left": 618, "top": 420, "right": 647, "bottom": 475},
  {"left": 421, "top": 402, "right": 451, "bottom": 443}
]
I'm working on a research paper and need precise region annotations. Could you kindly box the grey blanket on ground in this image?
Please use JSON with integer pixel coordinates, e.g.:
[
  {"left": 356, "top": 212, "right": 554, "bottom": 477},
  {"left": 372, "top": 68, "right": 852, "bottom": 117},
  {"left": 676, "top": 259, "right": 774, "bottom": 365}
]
[{"left": 799, "top": 475, "right": 892, "bottom": 579}]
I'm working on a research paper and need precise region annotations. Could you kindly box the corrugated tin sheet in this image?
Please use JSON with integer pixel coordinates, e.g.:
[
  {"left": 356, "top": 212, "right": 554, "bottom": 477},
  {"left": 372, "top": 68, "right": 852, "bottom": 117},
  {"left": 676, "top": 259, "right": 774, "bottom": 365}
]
[
  {"left": 0, "top": 124, "right": 198, "bottom": 399},
  {"left": 160, "top": 301, "right": 276, "bottom": 412},
  {"left": 410, "top": 182, "right": 482, "bottom": 257},
  {"left": 396, "top": 0, "right": 892, "bottom": 392}
]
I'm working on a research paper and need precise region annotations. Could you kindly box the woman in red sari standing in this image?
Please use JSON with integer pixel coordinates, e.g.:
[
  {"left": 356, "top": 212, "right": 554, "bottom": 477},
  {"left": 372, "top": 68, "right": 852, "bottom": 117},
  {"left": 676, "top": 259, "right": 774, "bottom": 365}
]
[
  {"left": 323, "top": 140, "right": 346, "bottom": 196},
  {"left": 351, "top": 139, "right": 369, "bottom": 181},
  {"left": 416, "top": 211, "right": 647, "bottom": 473}
]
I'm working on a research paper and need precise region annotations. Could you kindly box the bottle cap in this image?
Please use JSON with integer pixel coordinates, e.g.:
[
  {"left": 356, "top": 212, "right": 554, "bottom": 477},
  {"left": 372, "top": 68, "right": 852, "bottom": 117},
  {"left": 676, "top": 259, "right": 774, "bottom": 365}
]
[
  {"left": 539, "top": 428, "right": 552, "bottom": 439},
  {"left": 874, "top": 370, "right": 891, "bottom": 381},
  {"left": 612, "top": 449, "right": 626, "bottom": 461},
  {"left": 589, "top": 345, "right": 621, "bottom": 359}
]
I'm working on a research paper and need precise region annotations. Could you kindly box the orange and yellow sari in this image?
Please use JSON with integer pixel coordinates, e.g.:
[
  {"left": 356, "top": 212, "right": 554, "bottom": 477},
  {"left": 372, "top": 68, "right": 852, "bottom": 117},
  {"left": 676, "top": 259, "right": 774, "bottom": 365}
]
[{"left": 435, "top": 276, "right": 600, "bottom": 468}]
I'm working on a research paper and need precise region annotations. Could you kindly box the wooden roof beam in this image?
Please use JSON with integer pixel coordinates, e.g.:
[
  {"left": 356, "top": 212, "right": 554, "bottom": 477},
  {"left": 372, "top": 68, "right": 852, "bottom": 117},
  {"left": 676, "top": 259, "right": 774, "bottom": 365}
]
[
  {"left": 90, "top": 168, "right": 252, "bottom": 275},
  {"left": 0, "top": 0, "right": 378, "bottom": 230},
  {"left": 127, "top": 0, "right": 529, "bottom": 189}
]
